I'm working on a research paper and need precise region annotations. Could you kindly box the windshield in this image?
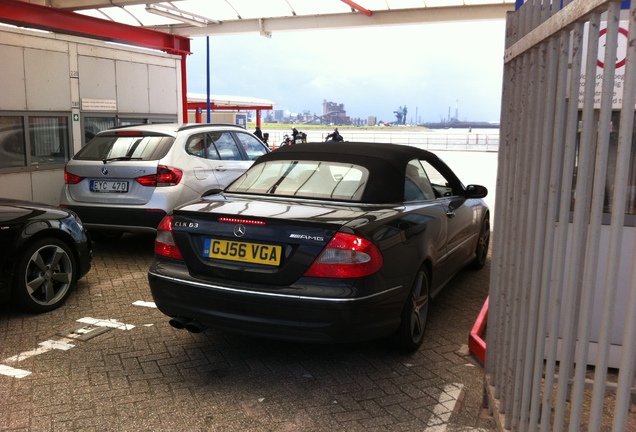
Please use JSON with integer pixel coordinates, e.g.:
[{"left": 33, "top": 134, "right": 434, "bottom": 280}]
[
  {"left": 227, "top": 160, "right": 368, "bottom": 201},
  {"left": 73, "top": 135, "right": 174, "bottom": 161}
]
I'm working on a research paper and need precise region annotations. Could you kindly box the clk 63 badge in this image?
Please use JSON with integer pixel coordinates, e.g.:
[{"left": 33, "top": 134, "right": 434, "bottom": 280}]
[
  {"left": 203, "top": 238, "right": 281, "bottom": 266},
  {"left": 174, "top": 221, "right": 199, "bottom": 228}
]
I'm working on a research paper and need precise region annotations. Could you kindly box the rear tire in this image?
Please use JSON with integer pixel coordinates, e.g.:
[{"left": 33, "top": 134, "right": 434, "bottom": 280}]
[
  {"left": 391, "top": 266, "right": 430, "bottom": 352},
  {"left": 470, "top": 216, "right": 490, "bottom": 270},
  {"left": 13, "top": 238, "right": 76, "bottom": 313}
]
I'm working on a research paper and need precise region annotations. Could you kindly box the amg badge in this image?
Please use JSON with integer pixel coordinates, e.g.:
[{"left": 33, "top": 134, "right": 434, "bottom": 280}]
[{"left": 289, "top": 234, "right": 324, "bottom": 242}]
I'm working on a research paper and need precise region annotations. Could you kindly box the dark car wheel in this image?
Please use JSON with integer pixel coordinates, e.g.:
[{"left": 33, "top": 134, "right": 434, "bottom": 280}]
[
  {"left": 91, "top": 230, "right": 123, "bottom": 243},
  {"left": 470, "top": 216, "right": 490, "bottom": 270},
  {"left": 13, "top": 238, "right": 77, "bottom": 313},
  {"left": 392, "top": 266, "right": 430, "bottom": 352}
]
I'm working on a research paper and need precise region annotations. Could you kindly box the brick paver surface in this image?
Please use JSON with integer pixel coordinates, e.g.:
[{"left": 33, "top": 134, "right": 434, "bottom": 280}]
[{"left": 0, "top": 233, "right": 494, "bottom": 431}]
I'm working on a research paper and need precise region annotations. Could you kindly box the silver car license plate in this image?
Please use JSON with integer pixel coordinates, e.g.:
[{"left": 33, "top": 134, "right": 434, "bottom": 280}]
[{"left": 90, "top": 180, "right": 129, "bottom": 193}]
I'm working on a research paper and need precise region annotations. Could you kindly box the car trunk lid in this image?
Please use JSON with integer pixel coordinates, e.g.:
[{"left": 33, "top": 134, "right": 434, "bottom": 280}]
[
  {"left": 65, "top": 132, "right": 175, "bottom": 205},
  {"left": 66, "top": 160, "right": 161, "bottom": 205},
  {"left": 169, "top": 194, "right": 380, "bottom": 286}
]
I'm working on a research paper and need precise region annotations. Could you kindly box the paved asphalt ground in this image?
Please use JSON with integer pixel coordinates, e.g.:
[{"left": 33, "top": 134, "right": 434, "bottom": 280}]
[{"left": 0, "top": 233, "right": 494, "bottom": 431}]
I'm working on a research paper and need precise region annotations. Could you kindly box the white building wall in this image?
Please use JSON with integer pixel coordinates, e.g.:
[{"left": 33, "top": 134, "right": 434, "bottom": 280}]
[
  {"left": 0, "top": 26, "right": 182, "bottom": 205},
  {"left": 78, "top": 56, "right": 117, "bottom": 101},
  {"left": 0, "top": 44, "right": 27, "bottom": 110}
]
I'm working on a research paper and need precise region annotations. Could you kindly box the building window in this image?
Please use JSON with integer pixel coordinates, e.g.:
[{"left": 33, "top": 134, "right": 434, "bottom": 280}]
[
  {"left": 83, "top": 116, "right": 116, "bottom": 144},
  {"left": 81, "top": 115, "right": 176, "bottom": 145},
  {"left": 117, "top": 116, "right": 176, "bottom": 127},
  {"left": 0, "top": 116, "right": 25, "bottom": 169},
  {"left": 29, "top": 116, "right": 69, "bottom": 166},
  {"left": 0, "top": 114, "right": 71, "bottom": 171}
]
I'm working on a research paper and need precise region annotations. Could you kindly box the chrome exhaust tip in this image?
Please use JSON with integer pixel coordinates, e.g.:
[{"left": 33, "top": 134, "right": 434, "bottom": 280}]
[
  {"left": 168, "top": 316, "right": 190, "bottom": 330},
  {"left": 184, "top": 321, "right": 206, "bottom": 333}
]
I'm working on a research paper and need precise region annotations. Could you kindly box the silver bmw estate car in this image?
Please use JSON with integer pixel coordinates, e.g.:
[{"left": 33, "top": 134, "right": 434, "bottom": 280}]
[{"left": 60, "top": 123, "right": 269, "bottom": 241}]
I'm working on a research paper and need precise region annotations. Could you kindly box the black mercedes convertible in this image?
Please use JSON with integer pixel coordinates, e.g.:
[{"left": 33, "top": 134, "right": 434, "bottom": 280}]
[{"left": 148, "top": 142, "right": 489, "bottom": 351}]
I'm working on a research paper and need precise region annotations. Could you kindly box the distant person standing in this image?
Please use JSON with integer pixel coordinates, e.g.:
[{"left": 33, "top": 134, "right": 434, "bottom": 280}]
[
  {"left": 254, "top": 126, "right": 263, "bottom": 140},
  {"left": 326, "top": 128, "right": 343, "bottom": 142}
]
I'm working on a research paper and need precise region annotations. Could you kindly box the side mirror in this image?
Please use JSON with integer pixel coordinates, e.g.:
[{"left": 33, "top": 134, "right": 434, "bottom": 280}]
[{"left": 465, "top": 184, "right": 488, "bottom": 198}]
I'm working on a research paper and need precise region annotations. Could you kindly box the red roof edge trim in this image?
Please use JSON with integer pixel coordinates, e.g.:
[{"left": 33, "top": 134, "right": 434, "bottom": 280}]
[
  {"left": 0, "top": 0, "right": 191, "bottom": 55},
  {"left": 187, "top": 102, "right": 274, "bottom": 111}
]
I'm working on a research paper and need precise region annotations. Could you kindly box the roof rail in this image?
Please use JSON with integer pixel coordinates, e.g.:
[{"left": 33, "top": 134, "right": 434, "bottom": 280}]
[{"left": 177, "top": 123, "right": 245, "bottom": 132}]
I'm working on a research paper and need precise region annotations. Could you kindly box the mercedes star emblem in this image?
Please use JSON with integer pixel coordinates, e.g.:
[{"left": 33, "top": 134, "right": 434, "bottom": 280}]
[{"left": 233, "top": 224, "right": 246, "bottom": 237}]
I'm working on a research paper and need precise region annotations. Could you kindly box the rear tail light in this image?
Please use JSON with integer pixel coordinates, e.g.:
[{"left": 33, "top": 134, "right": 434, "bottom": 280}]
[
  {"left": 304, "top": 232, "right": 383, "bottom": 278},
  {"left": 64, "top": 165, "right": 84, "bottom": 184},
  {"left": 155, "top": 216, "right": 183, "bottom": 260},
  {"left": 136, "top": 165, "right": 183, "bottom": 187}
]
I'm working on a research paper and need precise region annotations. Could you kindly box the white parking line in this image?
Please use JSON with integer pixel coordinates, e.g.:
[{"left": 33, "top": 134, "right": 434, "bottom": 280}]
[
  {"left": 1, "top": 337, "right": 78, "bottom": 378},
  {"left": 425, "top": 383, "right": 488, "bottom": 432},
  {"left": 132, "top": 300, "right": 157, "bottom": 308},
  {"left": 3, "top": 345, "right": 54, "bottom": 363},
  {"left": 3, "top": 337, "right": 76, "bottom": 363},
  {"left": 1, "top": 319, "right": 134, "bottom": 379},
  {"left": 0, "top": 364, "right": 31, "bottom": 378},
  {"left": 39, "top": 340, "right": 75, "bottom": 350},
  {"left": 76, "top": 317, "right": 135, "bottom": 330}
]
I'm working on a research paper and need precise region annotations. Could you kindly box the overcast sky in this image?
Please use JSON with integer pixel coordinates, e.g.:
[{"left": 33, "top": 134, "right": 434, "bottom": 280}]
[{"left": 185, "top": 20, "right": 506, "bottom": 124}]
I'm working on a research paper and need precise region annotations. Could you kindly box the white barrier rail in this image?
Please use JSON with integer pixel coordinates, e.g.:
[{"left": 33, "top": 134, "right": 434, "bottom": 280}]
[{"left": 262, "top": 129, "right": 500, "bottom": 151}]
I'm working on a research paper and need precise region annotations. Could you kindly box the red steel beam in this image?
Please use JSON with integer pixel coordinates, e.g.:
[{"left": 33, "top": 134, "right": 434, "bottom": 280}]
[
  {"left": 340, "top": 0, "right": 372, "bottom": 17},
  {"left": 192, "top": 108, "right": 266, "bottom": 127},
  {"left": 0, "top": 0, "right": 191, "bottom": 55},
  {"left": 189, "top": 103, "right": 273, "bottom": 127},
  {"left": 187, "top": 103, "right": 274, "bottom": 111},
  {"left": 189, "top": 101, "right": 272, "bottom": 127}
]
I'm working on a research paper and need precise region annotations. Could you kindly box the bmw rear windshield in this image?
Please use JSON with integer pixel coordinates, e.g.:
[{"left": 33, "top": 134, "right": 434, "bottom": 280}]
[{"left": 72, "top": 133, "right": 174, "bottom": 161}]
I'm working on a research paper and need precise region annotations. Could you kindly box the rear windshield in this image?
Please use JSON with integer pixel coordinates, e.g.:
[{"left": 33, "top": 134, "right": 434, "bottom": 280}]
[
  {"left": 72, "top": 134, "right": 174, "bottom": 161},
  {"left": 227, "top": 160, "right": 368, "bottom": 201}
]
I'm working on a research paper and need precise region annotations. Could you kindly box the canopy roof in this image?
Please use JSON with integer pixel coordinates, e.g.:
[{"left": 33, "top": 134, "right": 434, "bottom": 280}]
[
  {"left": 35, "top": 0, "right": 515, "bottom": 37},
  {"left": 4, "top": 0, "right": 514, "bottom": 120},
  {"left": 187, "top": 93, "right": 274, "bottom": 109}
]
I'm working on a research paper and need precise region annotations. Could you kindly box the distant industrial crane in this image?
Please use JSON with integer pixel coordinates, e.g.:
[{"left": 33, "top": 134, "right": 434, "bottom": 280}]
[{"left": 394, "top": 105, "right": 407, "bottom": 125}]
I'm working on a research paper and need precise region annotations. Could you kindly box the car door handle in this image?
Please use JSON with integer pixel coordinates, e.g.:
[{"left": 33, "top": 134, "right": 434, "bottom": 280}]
[
  {"left": 214, "top": 165, "right": 227, "bottom": 172},
  {"left": 446, "top": 210, "right": 456, "bottom": 219}
]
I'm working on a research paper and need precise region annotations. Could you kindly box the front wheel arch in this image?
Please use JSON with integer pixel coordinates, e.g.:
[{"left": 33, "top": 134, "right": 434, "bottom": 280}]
[{"left": 469, "top": 213, "right": 490, "bottom": 270}]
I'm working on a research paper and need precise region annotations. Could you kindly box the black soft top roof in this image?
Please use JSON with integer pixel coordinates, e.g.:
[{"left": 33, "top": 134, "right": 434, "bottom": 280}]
[{"left": 253, "top": 142, "right": 445, "bottom": 203}]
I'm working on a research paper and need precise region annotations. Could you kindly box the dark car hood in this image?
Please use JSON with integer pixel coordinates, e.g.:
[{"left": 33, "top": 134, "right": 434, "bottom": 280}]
[{"left": 0, "top": 199, "right": 70, "bottom": 223}]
